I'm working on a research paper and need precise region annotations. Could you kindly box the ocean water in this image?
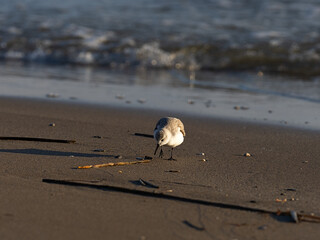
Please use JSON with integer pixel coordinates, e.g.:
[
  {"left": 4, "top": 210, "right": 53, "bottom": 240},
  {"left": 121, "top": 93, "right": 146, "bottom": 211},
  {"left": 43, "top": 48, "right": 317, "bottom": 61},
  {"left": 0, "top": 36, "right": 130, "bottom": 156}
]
[
  {"left": 1, "top": 0, "right": 320, "bottom": 75},
  {"left": 0, "top": 0, "right": 319, "bottom": 129}
]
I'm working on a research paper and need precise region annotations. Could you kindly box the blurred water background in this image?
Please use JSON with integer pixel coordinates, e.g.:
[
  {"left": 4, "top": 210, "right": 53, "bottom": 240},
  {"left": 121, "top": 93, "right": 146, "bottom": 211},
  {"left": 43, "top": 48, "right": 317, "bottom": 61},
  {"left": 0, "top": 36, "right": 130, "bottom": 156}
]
[{"left": 0, "top": 0, "right": 319, "bottom": 128}]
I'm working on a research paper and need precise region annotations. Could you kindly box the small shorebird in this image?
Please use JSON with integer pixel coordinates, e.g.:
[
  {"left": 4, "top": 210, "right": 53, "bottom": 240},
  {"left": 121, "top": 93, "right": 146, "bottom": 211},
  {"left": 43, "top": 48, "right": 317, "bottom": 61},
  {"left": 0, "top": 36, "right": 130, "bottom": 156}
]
[{"left": 153, "top": 117, "right": 185, "bottom": 160}]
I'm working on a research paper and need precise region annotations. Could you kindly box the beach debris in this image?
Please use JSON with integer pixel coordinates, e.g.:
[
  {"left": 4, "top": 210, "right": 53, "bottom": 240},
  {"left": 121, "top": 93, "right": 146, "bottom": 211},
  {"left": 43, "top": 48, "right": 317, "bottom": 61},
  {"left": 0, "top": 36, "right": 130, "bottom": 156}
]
[
  {"left": 93, "top": 149, "right": 105, "bottom": 152},
  {"left": 182, "top": 220, "right": 205, "bottom": 231},
  {"left": 115, "top": 94, "right": 124, "bottom": 100},
  {"left": 0, "top": 136, "right": 75, "bottom": 143},
  {"left": 134, "top": 133, "right": 154, "bottom": 138},
  {"left": 144, "top": 156, "right": 153, "bottom": 160},
  {"left": 197, "top": 152, "right": 205, "bottom": 156},
  {"left": 139, "top": 178, "right": 159, "bottom": 189},
  {"left": 115, "top": 155, "right": 123, "bottom": 159},
  {"left": 290, "top": 211, "right": 299, "bottom": 223},
  {"left": 275, "top": 198, "right": 287, "bottom": 203},
  {"left": 77, "top": 159, "right": 151, "bottom": 169},
  {"left": 49, "top": 123, "right": 56, "bottom": 127},
  {"left": 136, "top": 157, "right": 143, "bottom": 160},
  {"left": 93, "top": 135, "right": 103, "bottom": 139},
  {"left": 234, "top": 106, "right": 249, "bottom": 110},
  {"left": 258, "top": 225, "right": 268, "bottom": 230},
  {"left": 46, "top": 93, "right": 60, "bottom": 98},
  {"left": 201, "top": 159, "right": 207, "bottom": 162},
  {"left": 43, "top": 178, "right": 320, "bottom": 224},
  {"left": 285, "top": 188, "right": 297, "bottom": 192},
  {"left": 302, "top": 160, "right": 308, "bottom": 163},
  {"left": 118, "top": 170, "right": 123, "bottom": 174},
  {"left": 137, "top": 98, "right": 146, "bottom": 104},
  {"left": 165, "top": 170, "right": 180, "bottom": 173},
  {"left": 244, "top": 152, "right": 251, "bottom": 157}
]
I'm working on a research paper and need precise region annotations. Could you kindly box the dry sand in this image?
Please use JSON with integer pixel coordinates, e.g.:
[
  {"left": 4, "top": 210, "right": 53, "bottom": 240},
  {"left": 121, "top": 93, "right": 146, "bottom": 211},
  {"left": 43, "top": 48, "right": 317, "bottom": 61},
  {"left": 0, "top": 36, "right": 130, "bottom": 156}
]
[{"left": 0, "top": 97, "right": 319, "bottom": 240}]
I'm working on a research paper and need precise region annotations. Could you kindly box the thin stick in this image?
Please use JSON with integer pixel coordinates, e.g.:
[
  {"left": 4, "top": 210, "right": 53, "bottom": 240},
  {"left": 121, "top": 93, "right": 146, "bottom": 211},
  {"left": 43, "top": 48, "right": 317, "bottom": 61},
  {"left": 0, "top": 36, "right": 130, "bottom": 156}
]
[
  {"left": 78, "top": 159, "right": 151, "bottom": 169},
  {"left": 42, "top": 178, "right": 320, "bottom": 224},
  {"left": 0, "top": 136, "right": 76, "bottom": 143}
]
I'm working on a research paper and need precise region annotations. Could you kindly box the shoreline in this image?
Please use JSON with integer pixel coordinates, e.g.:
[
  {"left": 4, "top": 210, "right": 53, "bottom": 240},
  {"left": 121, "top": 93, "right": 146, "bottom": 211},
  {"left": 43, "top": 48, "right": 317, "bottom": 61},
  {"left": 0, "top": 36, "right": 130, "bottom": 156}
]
[
  {"left": 0, "top": 66, "right": 319, "bottom": 131},
  {"left": 1, "top": 94, "right": 319, "bottom": 133},
  {"left": 0, "top": 96, "right": 320, "bottom": 239}
]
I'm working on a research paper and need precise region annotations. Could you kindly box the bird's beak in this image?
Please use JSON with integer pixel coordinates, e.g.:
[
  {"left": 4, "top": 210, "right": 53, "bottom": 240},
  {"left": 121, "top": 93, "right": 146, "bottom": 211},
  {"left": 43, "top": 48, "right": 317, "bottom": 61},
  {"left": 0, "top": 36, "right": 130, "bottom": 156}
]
[{"left": 154, "top": 144, "right": 159, "bottom": 155}]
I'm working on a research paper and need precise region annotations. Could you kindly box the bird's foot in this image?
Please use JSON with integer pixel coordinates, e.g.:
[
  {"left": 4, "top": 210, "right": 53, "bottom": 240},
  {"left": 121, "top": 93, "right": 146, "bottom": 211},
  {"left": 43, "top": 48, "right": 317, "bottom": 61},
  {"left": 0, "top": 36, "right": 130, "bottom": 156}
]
[{"left": 167, "top": 157, "right": 177, "bottom": 161}]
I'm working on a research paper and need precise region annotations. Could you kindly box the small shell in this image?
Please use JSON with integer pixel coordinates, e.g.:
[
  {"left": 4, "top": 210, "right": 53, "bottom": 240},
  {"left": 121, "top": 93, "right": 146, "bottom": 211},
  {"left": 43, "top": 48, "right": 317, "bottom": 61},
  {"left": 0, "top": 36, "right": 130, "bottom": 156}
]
[
  {"left": 49, "top": 123, "right": 56, "bottom": 127},
  {"left": 290, "top": 211, "right": 299, "bottom": 223},
  {"left": 244, "top": 152, "right": 251, "bottom": 157},
  {"left": 197, "top": 152, "right": 205, "bottom": 156}
]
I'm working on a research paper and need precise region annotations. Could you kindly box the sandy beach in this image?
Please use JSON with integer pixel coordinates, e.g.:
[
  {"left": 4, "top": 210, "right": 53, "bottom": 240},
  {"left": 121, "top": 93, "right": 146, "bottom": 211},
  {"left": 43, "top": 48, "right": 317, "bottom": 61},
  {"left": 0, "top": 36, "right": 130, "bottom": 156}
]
[{"left": 0, "top": 97, "right": 319, "bottom": 240}]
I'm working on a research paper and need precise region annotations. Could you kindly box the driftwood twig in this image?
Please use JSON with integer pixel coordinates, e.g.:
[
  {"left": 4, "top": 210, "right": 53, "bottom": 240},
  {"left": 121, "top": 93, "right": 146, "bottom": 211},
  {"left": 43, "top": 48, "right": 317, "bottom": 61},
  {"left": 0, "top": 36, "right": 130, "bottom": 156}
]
[{"left": 78, "top": 160, "right": 151, "bottom": 169}]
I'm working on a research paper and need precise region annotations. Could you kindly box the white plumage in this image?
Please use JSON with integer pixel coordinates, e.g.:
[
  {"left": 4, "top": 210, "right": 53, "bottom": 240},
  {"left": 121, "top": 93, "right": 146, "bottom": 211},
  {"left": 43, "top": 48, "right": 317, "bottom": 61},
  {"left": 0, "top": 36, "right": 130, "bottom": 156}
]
[{"left": 153, "top": 117, "right": 186, "bottom": 160}]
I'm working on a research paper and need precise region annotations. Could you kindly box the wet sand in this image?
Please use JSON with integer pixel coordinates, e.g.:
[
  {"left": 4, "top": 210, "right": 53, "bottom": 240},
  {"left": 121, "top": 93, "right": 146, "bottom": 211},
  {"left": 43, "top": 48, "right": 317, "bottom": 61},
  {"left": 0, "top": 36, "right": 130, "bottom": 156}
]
[{"left": 0, "top": 97, "right": 319, "bottom": 240}]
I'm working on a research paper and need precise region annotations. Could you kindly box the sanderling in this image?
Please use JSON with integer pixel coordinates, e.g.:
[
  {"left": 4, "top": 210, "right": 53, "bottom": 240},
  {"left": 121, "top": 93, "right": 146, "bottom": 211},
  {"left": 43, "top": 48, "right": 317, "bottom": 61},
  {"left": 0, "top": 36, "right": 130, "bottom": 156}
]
[{"left": 153, "top": 117, "right": 186, "bottom": 160}]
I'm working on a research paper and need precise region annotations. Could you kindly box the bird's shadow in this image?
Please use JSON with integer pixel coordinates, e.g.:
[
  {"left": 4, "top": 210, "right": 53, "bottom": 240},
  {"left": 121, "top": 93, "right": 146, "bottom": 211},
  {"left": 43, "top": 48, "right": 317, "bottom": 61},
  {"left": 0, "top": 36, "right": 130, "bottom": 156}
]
[{"left": 0, "top": 148, "right": 115, "bottom": 158}]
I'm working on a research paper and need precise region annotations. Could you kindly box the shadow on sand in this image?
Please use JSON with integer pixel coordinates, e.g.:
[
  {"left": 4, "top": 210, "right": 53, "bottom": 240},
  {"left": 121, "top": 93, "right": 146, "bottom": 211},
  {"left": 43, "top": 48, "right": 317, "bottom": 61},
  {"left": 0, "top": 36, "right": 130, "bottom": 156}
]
[{"left": 0, "top": 148, "right": 115, "bottom": 158}]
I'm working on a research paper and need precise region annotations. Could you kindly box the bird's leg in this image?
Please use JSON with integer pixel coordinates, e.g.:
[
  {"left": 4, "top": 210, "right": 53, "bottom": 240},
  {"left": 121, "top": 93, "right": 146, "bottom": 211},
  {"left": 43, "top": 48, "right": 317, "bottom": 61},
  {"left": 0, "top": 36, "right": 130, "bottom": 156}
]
[
  {"left": 159, "top": 147, "right": 164, "bottom": 158},
  {"left": 168, "top": 148, "right": 176, "bottom": 161},
  {"left": 154, "top": 144, "right": 159, "bottom": 156}
]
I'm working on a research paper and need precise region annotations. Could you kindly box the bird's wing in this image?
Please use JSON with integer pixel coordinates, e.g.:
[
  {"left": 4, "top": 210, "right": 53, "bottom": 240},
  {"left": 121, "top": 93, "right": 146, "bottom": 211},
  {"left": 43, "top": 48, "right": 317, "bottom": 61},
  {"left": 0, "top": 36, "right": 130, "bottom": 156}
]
[
  {"left": 154, "top": 117, "right": 168, "bottom": 130},
  {"left": 177, "top": 119, "right": 186, "bottom": 136}
]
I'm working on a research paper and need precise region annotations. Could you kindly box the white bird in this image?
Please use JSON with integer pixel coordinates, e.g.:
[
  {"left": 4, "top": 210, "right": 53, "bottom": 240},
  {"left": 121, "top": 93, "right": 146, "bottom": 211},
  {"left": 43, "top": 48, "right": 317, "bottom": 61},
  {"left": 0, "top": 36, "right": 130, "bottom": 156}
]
[{"left": 153, "top": 117, "right": 186, "bottom": 160}]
